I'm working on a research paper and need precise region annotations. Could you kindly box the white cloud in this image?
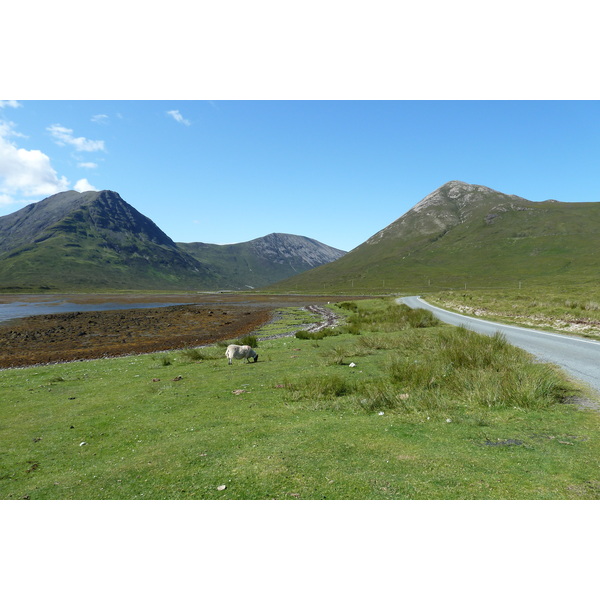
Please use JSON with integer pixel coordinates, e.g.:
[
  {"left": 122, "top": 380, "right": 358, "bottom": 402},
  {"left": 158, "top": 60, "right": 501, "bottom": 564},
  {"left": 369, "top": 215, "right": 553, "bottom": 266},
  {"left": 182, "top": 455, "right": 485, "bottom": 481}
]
[
  {"left": 91, "top": 114, "right": 109, "bottom": 124},
  {"left": 47, "top": 124, "right": 105, "bottom": 152},
  {"left": 0, "top": 120, "right": 69, "bottom": 202},
  {"left": 74, "top": 178, "right": 98, "bottom": 192},
  {"left": 167, "top": 110, "right": 191, "bottom": 126},
  {"left": 0, "top": 100, "right": 21, "bottom": 109},
  {"left": 78, "top": 162, "right": 98, "bottom": 169}
]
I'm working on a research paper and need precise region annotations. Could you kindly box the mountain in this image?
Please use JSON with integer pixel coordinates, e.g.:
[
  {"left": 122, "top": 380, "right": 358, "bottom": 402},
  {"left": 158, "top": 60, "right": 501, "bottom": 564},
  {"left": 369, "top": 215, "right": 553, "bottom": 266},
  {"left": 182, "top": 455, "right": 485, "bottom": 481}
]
[
  {"left": 0, "top": 190, "right": 221, "bottom": 291},
  {"left": 178, "top": 233, "right": 346, "bottom": 289},
  {"left": 0, "top": 190, "right": 346, "bottom": 292},
  {"left": 267, "top": 181, "right": 600, "bottom": 292}
]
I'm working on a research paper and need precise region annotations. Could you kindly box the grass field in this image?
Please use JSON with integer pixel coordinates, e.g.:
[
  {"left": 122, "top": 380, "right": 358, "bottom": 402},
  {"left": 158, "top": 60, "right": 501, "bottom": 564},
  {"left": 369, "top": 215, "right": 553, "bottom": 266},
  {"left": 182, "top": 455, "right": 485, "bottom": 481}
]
[{"left": 1, "top": 299, "right": 599, "bottom": 500}]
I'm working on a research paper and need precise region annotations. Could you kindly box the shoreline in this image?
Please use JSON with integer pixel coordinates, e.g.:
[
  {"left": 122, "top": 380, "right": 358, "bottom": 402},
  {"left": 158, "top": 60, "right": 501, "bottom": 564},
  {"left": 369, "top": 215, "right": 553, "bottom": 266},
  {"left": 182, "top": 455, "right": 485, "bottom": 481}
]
[{"left": 0, "top": 295, "right": 358, "bottom": 370}]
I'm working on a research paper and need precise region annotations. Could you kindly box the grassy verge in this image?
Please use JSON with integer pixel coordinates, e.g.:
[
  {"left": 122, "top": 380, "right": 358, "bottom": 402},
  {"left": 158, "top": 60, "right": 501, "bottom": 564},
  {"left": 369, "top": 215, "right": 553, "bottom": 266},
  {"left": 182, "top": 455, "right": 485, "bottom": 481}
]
[
  {"left": 428, "top": 284, "right": 600, "bottom": 339},
  {"left": 1, "top": 298, "right": 599, "bottom": 500}
]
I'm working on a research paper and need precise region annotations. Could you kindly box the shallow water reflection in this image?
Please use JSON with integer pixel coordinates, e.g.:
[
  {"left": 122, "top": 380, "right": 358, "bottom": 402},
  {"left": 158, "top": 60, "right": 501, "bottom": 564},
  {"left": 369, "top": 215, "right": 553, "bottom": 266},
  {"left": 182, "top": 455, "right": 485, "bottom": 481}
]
[{"left": 0, "top": 300, "right": 187, "bottom": 323}]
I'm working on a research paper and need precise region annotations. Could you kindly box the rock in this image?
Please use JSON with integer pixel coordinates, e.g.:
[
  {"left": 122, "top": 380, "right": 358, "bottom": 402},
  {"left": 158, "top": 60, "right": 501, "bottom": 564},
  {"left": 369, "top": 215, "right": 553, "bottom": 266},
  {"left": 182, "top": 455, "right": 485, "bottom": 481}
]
[{"left": 217, "top": 485, "right": 227, "bottom": 491}]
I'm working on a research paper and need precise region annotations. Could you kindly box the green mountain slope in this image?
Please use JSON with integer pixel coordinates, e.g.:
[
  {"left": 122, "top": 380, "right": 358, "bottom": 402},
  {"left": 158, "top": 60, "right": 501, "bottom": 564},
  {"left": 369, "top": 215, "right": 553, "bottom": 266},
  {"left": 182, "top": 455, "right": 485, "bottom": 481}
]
[
  {"left": 267, "top": 181, "right": 600, "bottom": 293},
  {"left": 179, "top": 233, "right": 346, "bottom": 289},
  {"left": 0, "top": 191, "right": 346, "bottom": 292},
  {"left": 0, "top": 190, "right": 222, "bottom": 291}
]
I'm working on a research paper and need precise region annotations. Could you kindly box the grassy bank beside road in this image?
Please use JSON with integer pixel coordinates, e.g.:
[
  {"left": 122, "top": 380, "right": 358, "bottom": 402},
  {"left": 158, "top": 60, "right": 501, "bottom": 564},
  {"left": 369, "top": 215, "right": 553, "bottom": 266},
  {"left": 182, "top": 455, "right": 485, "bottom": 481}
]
[
  {"left": 428, "top": 284, "right": 600, "bottom": 340},
  {"left": 2, "top": 299, "right": 599, "bottom": 500}
]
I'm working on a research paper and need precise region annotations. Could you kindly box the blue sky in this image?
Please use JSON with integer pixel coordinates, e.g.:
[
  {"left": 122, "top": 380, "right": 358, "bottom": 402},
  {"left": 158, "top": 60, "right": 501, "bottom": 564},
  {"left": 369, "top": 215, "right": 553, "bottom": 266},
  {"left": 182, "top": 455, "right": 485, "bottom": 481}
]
[{"left": 1, "top": 100, "right": 599, "bottom": 251}]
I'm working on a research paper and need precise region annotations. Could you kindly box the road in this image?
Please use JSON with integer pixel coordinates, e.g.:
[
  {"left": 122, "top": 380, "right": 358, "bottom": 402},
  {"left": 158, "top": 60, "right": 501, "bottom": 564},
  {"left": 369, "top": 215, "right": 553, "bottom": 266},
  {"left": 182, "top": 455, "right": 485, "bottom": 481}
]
[{"left": 399, "top": 296, "right": 600, "bottom": 395}]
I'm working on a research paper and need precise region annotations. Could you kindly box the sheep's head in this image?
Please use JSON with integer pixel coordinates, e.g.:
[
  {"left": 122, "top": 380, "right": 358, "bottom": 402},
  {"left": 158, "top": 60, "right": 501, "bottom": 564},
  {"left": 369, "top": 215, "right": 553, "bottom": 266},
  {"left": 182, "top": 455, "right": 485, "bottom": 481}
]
[{"left": 253, "top": 354, "right": 259, "bottom": 362}]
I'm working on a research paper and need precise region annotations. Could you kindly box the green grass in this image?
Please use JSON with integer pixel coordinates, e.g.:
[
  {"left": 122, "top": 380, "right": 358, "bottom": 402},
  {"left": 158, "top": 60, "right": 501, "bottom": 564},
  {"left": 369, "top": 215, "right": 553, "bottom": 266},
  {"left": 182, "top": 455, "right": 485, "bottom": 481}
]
[
  {"left": 428, "top": 283, "right": 600, "bottom": 339},
  {"left": 1, "top": 298, "right": 599, "bottom": 500}
]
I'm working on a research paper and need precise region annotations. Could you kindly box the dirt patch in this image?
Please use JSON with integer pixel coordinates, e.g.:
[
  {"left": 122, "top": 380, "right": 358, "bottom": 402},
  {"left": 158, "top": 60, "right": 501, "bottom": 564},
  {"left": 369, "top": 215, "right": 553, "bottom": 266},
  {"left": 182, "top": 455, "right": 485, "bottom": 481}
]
[
  {"left": 304, "top": 305, "right": 341, "bottom": 332},
  {"left": 0, "top": 294, "right": 369, "bottom": 369}
]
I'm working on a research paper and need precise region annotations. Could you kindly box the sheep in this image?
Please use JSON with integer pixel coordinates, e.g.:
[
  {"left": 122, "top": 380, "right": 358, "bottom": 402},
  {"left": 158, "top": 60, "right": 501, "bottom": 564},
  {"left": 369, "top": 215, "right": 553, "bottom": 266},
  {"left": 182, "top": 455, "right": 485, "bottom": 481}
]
[{"left": 225, "top": 344, "right": 258, "bottom": 365}]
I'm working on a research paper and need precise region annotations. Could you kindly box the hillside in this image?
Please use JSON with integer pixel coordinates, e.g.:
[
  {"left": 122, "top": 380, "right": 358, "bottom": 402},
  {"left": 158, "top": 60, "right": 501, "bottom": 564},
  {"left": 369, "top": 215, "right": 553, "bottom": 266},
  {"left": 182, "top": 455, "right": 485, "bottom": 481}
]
[
  {"left": 0, "top": 190, "right": 222, "bottom": 291},
  {"left": 179, "top": 233, "right": 346, "bottom": 289},
  {"left": 0, "top": 191, "right": 345, "bottom": 292},
  {"left": 267, "top": 181, "right": 600, "bottom": 292}
]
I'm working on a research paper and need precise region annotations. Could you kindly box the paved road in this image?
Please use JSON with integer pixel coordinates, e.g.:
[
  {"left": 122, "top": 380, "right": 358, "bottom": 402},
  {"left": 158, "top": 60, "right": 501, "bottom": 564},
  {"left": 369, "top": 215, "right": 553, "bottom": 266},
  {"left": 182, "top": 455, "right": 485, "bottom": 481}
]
[{"left": 398, "top": 296, "right": 600, "bottom": 395}]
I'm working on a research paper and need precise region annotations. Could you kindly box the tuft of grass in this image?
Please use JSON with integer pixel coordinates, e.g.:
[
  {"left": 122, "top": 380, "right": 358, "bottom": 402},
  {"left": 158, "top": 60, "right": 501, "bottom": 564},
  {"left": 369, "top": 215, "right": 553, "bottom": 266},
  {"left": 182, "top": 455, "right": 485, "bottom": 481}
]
[
  {"left": 236, "top": 335, "right": 258, "bottom": 348},
  {"left": 388, "top": 356, "right": 446, "bottom": 390},
  {"left": 180, "top": 348, "right": 205, "bottom": 361},
  {"left": 321, "top": 345, "right": 353, "bottom": 366},
  {"left": 357, "top": 334, "right": 399, "bottom": 350},
  {"left": 153, "top": 353, "right": 173, "bottom": 366},
  {"left": 438, "top": 328, "right": 514, "bottom": 370},
  {"left": 357, "top": 381, "right": 404, "bottom": 413},
  {"left": 295, "top": 328, "right": 340, "bottom": 340},
  {"left": 179, "top": 347, "right": 222, "bottom": 362},
  {"left": 284, "top": 374, "right": 357, "bottom": 403}
]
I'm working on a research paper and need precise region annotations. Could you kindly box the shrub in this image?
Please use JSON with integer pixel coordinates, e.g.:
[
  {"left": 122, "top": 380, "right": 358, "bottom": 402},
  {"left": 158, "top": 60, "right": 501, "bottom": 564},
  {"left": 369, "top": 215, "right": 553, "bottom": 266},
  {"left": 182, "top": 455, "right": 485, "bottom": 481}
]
[
  {"left": 294, "top": 330, "right": 312, "bottom": 340},
  {"left": 336, "top": 301, "right": 358, "bottom": 312}
]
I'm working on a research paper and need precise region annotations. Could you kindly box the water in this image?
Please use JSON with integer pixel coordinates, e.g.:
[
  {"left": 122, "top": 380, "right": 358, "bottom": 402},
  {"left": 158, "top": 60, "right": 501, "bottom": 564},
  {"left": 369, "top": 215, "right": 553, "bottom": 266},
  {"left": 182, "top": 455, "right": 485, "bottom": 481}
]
[{"left": 0, "top": 300, "right": 189, "bottom": 323}]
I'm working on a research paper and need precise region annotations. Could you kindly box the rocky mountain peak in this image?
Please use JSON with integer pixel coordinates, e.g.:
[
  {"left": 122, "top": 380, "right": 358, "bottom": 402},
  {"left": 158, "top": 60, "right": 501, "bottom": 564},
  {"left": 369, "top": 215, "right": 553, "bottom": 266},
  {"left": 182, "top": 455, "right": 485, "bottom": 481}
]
[
  {"left": 250, "top": 233, "right": 346, "bottom": 267},
  {"left": 413, "top": 181, "right": 500, "bottom": 215},
  {"left": 365, "top": 181, "right": 529, "bottom": 246}
]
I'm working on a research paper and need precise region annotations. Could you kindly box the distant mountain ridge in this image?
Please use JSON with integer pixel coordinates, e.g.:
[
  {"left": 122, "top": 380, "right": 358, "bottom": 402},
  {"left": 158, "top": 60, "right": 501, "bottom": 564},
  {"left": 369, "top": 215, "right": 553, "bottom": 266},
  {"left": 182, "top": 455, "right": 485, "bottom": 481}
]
[
  {"left": 179, "top": 233, "right": 346, "bottom": 289},
  {"left": 268, "top": 180, "right": 600, "bottom": 292},
  {"left": 0, "top": 190, "right": 346, "bottom": 292}
]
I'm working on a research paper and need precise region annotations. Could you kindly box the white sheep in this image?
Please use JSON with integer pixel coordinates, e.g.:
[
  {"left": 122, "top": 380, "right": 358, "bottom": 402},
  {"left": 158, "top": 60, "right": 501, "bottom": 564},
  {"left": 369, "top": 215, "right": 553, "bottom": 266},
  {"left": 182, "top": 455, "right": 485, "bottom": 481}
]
[{"left": 225, "top": 344, "right": 258, "bottom": 365}]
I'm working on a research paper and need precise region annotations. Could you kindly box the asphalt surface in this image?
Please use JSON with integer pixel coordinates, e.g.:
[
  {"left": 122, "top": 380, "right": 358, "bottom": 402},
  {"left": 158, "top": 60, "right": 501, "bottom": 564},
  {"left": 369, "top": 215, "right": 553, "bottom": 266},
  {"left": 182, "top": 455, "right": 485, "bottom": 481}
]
[{"left": 398, "top": 295, "right": 600, "bottom": 395}]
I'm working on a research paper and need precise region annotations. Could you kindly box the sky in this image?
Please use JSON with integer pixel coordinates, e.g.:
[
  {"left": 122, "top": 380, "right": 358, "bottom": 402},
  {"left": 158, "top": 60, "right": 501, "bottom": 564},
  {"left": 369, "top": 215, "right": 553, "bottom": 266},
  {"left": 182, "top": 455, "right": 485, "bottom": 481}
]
[{"left": 1, "top": 99, "right": 600, "bottom": 252}]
